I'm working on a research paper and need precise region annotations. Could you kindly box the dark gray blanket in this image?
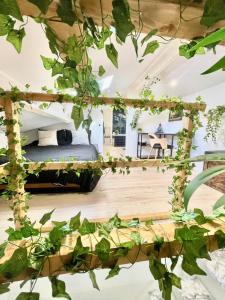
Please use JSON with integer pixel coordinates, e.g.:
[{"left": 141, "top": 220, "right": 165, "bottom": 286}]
[{"left": 0, "top": 144, "right": 98, "bottom": 164}]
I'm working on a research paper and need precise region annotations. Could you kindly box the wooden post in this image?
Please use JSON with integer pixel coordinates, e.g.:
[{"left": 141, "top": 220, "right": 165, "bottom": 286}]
[
  {"left": 172, "top": 112, "right": 193, "bottom": 211},
  {"left": 4, "top": 99, "right": 26, "bottom": 225}
]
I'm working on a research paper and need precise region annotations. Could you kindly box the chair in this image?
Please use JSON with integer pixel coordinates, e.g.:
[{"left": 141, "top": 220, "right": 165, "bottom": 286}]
[{"left": 148, "top": 133, "right": 168, "bottom": 159}]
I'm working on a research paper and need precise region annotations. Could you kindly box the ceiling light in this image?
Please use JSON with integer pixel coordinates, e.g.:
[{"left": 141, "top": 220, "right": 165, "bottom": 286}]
[{"left": 169, "top": 79, "right": 178, "bottom": 87}]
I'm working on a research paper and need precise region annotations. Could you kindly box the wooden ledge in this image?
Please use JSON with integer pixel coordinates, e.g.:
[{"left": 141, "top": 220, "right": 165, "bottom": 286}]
[
  {"left": 1, "top": 218, "right": 225, "bottom": 284},
  {"left": 29, "top": 211, "right": 171, "bottom": 233},
  {"left": 17, "top": 0, "right": 225, "bottom": 41},
  {"left": 0, "top": 92, "right": 206, "bottom": 111},
  {"left": 0, "top": 159, "right": 165, "bottom": 178}
]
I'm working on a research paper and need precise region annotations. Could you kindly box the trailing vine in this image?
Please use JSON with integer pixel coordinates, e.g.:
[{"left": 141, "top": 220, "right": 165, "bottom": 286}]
[
  {"left": 205, "top": 105, "right": 225, "bottom": 142},
  {"left": 0, "top": 208, "right": 225, "bottom": 300}
]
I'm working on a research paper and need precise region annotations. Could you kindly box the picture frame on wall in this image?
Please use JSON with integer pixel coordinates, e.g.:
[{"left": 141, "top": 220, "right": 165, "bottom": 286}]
[{"left": 168, "top": 111, "right": 183, "bottom": 122}]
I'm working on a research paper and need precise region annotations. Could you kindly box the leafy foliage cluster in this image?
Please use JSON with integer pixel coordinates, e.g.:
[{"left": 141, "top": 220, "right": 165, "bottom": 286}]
[
  {"left": 205, "top": 105, "right": 225, "bottom": 142},
  {"left": 1, "top": 208, "right": 225, "bottom": 300}
]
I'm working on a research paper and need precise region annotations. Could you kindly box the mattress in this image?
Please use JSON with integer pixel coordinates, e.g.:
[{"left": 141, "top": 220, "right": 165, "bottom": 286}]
[
  {"left": 0, "top": 144, "right": 101, "bottom": 192},
  {"left": 0, "top": 143, "right": 99, "bottom": 164}
]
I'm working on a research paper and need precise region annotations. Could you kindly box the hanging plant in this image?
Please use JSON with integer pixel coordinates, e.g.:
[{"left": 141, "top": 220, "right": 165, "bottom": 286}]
[{"left": 205, "top": 105, "right": 225, "bottom": 142}]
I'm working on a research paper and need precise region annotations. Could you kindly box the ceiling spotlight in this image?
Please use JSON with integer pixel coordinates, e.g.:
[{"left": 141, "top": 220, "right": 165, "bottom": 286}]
[{"left": 169, "top": 79, "right": 177, "bottom": 87}]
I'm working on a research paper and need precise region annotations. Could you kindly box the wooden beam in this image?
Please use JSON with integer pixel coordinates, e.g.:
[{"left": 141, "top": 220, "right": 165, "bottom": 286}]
[
  {"left": 0, "top": 98, "right": 5, "bottom": 109},
  {"left": 0, "top": 164, "right": 8, "bottom": 179},
  {"left": 4, "top": 99, "right": 26, "bottom": 225},
  {"left": 32, "top": 211, "right": 171, "bottom": 233},
  {"left": 172, "top": 114, "right": 194, "bottom": 211},
  {"left": 0, "top": 92, "right": 207, "bottom": 111},
  {"left": 0, "top": 159, "right": 164, "bottom": 179},
  {"left": 1, "top": 218, "right": 225, "bottom": 283},
  {"left": 17, "top": 0, "right": 225, "bottom": 42},
  {"left": 26, "top": 158, "right": 164, "bottom": 172}
]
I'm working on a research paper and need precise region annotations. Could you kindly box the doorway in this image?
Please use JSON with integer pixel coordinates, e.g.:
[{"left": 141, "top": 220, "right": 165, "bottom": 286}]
[{"left": 103, "top": 107, "right": 126, "bottom": 158}]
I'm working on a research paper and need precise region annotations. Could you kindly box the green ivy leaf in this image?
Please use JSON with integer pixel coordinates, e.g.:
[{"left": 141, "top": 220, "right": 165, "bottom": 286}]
[
  {"left": 106, "top": 266, "right": 120, "bottom": 279},
  {"left": 194, "top": 208, "right": 208, "bottom": 225},
  {"left": 98, "top": 65, "right": 105, "bottom": 77},
  {"left": 15, "top": 292, "right": 40, "bottom": 300},
  {"left": 0, "top": 15, "right": 15, "bottom": 36},
  {"left": 78, "top": 218, "right": 96, "bottom": 235},
  {"left": 57, "top": 0, "right": 77, "bottom": 26},
  {"left": 71, "top": 106, "right": 84, "bottom": 130},
  {"left": 0, "top": 283, "right": 10, "bottom": 295},
  {"left": 69, "top": 212, "right": 81, "bottom": 230},
  {"left": 131, "top": 36, "right": 138, "bottom": 57},
  {"left": 145, "top": 219, "right": 153, "bottom": 227},
  {"left": 88, "top": 270, "right": 100, "bottom": 291},
  {"left": 95, "top": 238, "right": 110, "bottom": 262},
  {"left": 6, "top": 227, "right": 23, "bottom": 241},
  {"left": 202, "top": 55, "right": 225, "bottom": 74},
  {"left": 149, "top": 255, "right": 167, "bottom": 280},
  {"left": 65, "top": 35, "right": 84, "bottom": 64},
  {"left": 130, "top": 231, "right": 142, "bottom": 245},
  {"left": 201, "top": 0, "right": 225, "bottom": 27},
  {"left": 95, "top": 26, "right": 112, "bottom": 49},
  {"left": 28, "top": 0, "right": 52, "bottom": 14},
  {"left": 141, "top": 29, "right": 158, "bottom": 45},
  {"left": 41, "top": 55, "right": 54, "bottom": 70},
  {"left": 105, "top": 43, "right": 118, "bottom": 68},
  {"left": 0, "top": 0, "right": 23, "bottom": 21},
  {"left": 0, "top": 242, "right": 7, "bottom": 259},
  {"left": 159, "top": 273, "right": 173, "bottom": 300},
  {"left": 112, "top": 0, "right": 135, "bottom": 42},
  {"left": 52, "top": 61, "right": 64, "bottom": 76},
  {"left": 49, "top": 276, "right": 71, "bottom": 300},
  {"left": 0, "top": 248, "right": 28, "bottom": 279},
  {"left": 179, "top": 42, "right": 197, "bottom": 59},
  {"left": 175, "top": 225, "right": 209, "bottom": 241},
  {"left": 49, "top": 224, "right": 69, "bottom": 251},
  {"left": 73, "top": 236, "right": 89, "bottom": 263},
  {"left": 182, "top": 256, "right": 206, "bottom": 276},
  {"left": 39, "top": 209, "right": 55, "bottom": 225},
  {"left": 168, "top": 273, "right": 181, "bottom": 289},
  {"left": 170, "top": 256, "right": 179, "bottom": 271},
  {"left": 215, "top": 229, "right": 225, "bottom": 248},
  {"left": 6, "top": 28, "right": 25, "bottom": 53},
  {"left": 153, "top": 235, "right": 164, "bottom": 252},
  {"left": 52, "top": 221, "right": 67, "bottom": 227},
  {"left": 143, "top": 40, "right": 159, "bottom": 56},
  {"left": 45, "top": 26, "right": 58, "bottom": 55},
  {"left": 20, "top": 223, "right": 39, "bottom": 238},
  {"left": 119, "top": 240, "right": 135, "bottom": 250}
]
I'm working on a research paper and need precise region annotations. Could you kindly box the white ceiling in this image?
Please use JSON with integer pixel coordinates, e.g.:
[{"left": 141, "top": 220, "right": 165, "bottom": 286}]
[{"left": 0, "top": 18, "right": 225, "bottom": 98}]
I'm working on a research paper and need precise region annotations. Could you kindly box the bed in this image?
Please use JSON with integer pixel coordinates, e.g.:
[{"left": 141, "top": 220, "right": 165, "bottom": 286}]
[{"left": 0, "top": 142, "right": 101, "bottom": 193}]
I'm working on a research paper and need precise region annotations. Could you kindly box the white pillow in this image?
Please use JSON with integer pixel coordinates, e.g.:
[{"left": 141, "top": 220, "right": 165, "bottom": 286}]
[
  {"left": 38, "top": 130, "right": 58, "bottom": 146},
  {"left": 72, "top": 129, "right": 89, "bottom": 145}
]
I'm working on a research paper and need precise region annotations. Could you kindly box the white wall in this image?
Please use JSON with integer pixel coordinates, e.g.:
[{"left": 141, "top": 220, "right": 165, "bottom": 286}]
[
  {"left": 185, "top": 81, "right": 225, "bottom": 156},
  {"left": 125, "top": 109, "right": 183, "bottom": 157},
  {"left": 126, "top": 81, "right": 225, "bottom": 173},
  {"left": 42, "top": 105, "right": 103, "bottom": 153}
]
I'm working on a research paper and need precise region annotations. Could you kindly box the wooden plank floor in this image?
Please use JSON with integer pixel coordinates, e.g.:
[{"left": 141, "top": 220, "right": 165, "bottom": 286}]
[{"left": 0, "top": 168, "right": 222, "bottom": 234}]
